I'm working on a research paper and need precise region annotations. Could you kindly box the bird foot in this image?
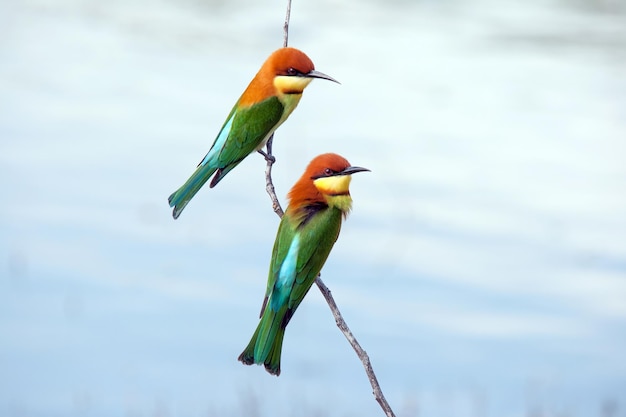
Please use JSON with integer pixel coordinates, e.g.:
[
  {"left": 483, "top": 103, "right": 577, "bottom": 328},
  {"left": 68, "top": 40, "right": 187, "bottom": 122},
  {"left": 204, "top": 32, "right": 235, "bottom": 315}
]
[{"left": 258, "top": 149, "right": 276, "bottom": 163}]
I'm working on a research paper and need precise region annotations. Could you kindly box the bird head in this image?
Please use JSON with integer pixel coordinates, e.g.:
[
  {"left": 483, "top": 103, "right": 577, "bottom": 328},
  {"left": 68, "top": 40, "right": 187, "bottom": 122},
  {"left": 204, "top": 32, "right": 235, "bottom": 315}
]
[
  {"left": 268, "top": 48, "right": 339, "bottom": 95},
  {"left": 288, "top": 153, "right": 369, "bottom": 217}
]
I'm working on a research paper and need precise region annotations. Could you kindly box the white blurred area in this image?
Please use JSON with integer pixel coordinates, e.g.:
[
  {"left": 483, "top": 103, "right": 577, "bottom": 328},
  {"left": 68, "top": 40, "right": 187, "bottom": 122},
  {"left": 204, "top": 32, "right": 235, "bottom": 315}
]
[{"left": 1, "top": 0, "right": 625, "bottom": 416}]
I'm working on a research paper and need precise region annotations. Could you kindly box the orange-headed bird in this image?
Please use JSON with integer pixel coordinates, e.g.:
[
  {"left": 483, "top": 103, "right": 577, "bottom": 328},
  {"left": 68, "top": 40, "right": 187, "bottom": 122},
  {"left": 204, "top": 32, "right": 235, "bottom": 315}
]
[
  {"left": 168, "top": 47, "right": 338, "bottom": 219},
  {"left": 238, "top": 153, "right": 369, "bottom": 376}
]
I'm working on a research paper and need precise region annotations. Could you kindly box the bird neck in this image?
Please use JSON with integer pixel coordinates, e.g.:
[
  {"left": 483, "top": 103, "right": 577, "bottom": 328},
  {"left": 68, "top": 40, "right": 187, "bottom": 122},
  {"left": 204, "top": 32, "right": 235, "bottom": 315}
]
[
  {"left": 323, "top": 193, "right": 353, "bottom": 214},
  {"left": 273, "top": 76, "right": 309, "bottom": 123},
  {"left": 287, "top": 179, "right": 352, "bottom": 228},
  {"left": 313, "top": 174, "right": 353, "bottom": 215},
  {"left": 237, "top": 74, "right": 306, "bottom": 123}
]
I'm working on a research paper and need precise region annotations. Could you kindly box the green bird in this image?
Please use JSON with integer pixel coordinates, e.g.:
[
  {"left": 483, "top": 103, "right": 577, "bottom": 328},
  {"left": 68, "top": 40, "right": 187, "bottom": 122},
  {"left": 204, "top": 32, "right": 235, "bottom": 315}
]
[
  {"left": 168, "top": 47, "right": 338, "bottom": 219},
  {"left": 238, "top": 153, "right": 369, "bottom": 376}
]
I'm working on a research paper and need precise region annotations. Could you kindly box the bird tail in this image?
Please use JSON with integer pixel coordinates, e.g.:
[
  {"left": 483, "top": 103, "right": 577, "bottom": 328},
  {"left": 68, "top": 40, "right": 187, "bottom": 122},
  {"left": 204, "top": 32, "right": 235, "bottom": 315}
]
[
  {"left": 209, "top": 162, "right": 241, "bottom": 188},
  {"left": 168, "top": 163, "right": 218, "bottom": 219},
  {"left": 238, "top": 306, "right": 287, "bottom": 376}
]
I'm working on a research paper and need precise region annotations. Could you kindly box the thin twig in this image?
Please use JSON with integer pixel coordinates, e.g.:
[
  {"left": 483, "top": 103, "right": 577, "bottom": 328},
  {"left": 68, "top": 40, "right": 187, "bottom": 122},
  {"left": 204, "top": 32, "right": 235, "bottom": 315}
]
[
  {"left": 283, "top": 0, "right": 291, "bottom": 47},
  {"left": 259, "top": 1, "right": 397, "bottom": 416},
  {"left": 315, "top": 277, "right": 397, "bottom": 417},
  {"left": 261, "top": 135, "right": 284, "bottom": 217}
]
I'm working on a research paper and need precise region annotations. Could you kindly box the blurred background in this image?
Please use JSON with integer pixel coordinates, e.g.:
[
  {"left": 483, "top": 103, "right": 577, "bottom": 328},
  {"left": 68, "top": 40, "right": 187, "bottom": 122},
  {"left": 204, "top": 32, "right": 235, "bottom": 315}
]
[{"left": 1, "top": 0, "right": 625, "bottom": 416}]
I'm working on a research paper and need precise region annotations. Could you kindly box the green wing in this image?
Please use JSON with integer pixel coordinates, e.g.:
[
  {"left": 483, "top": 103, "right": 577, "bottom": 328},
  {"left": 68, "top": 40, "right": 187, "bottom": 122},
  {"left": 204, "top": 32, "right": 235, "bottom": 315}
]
[
  {"left": 210, "top": 96, "right": 284, "bottom": 186},
  {"left": 287, "top": 208, "right": 343, "bottom": 315},
  {"left": 264, "top": 207, "right": 343, "bottom": 319}
]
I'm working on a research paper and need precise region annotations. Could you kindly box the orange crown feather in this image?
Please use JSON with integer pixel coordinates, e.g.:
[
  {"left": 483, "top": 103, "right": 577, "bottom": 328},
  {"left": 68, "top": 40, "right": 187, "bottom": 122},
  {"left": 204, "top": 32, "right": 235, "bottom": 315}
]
[
  {"left": 238, "top": 47, "right": 316, "bottom": 107},
  {"left": 286, "top": 153, "right": 352, "bottom": 211}
]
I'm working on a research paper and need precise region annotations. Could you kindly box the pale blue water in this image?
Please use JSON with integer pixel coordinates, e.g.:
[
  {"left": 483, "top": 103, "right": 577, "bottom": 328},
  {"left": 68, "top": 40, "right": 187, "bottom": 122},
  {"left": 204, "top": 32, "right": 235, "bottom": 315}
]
[{"left": 1, "top": 0, "right": 625, "bottom": 416}]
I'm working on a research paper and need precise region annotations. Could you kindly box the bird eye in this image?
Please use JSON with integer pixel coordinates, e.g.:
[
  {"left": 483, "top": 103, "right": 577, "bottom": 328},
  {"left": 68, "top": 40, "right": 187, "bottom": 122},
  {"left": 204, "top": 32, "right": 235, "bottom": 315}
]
[
  {"left": 286, "top": 67, "right": 298, "bottom": 76},
  {"left": 324, "top": 168, "right": 333, "bottom": 176}
]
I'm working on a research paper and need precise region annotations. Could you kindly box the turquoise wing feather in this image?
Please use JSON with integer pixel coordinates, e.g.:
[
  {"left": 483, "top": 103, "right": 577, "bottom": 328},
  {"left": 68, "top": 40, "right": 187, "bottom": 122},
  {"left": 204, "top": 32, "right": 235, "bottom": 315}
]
[{"left": 284, "top": 208, "right": 343, "bottom": 315}]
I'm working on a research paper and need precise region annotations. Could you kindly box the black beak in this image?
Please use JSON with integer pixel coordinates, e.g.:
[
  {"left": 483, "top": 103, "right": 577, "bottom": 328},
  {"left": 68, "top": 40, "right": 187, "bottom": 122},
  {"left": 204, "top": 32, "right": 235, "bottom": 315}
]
[
  {"left": 306, "top": 70, "right": 340, "bottom": 84},
  {"left": 339, "top": 166, "right": 370, "bottom": 176}
]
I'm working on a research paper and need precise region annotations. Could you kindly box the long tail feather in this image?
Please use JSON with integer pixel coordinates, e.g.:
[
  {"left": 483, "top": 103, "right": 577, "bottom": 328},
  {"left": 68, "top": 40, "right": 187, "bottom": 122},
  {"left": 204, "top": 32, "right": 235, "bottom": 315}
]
[
  {"left": 168, "top": 164, "right": 218, "bottom": 219},
  {"left": 238, "top": 306, "right": 287, "bottom": 376}
]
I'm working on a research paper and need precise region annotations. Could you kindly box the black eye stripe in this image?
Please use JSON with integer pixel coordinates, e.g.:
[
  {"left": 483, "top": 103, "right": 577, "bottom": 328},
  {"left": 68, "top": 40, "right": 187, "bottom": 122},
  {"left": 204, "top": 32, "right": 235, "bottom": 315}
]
[
  {"left": 286, "top": 67, "right": 298, "bottom": 75},
  {"left": 311, "top": 168, "right": 340, "bottom": 179}
]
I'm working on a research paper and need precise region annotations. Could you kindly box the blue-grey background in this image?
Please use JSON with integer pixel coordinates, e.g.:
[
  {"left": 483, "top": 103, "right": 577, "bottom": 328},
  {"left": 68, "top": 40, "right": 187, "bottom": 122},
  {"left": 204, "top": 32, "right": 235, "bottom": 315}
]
[{"left": 1, "top": 0, "right": 625, "bottom": 416}]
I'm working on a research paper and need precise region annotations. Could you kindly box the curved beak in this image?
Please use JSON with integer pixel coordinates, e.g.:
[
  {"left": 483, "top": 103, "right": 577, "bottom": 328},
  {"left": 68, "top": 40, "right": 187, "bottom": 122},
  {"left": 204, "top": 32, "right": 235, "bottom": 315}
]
[
  {"left": 339, "top": 166, "right": 370, "bottom": 176},
  {"left": 306, "top": 69, "right": 340, "bottom": 84}
]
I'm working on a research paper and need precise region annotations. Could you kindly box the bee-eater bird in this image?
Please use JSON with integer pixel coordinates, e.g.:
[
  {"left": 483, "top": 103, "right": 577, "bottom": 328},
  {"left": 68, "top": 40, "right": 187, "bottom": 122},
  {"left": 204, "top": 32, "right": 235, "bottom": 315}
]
[
  {"left": 238, "top": 153, "right": 369, "bottom": 376},
  {"left": 167, "top": 47, "right": 338, "bottom": 219}
]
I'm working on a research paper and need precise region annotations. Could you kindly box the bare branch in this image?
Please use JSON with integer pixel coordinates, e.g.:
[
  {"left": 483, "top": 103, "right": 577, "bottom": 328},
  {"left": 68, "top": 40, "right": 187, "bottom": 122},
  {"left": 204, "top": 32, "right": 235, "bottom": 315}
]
[
  {"left": 283, "top": 0, "right": 292, "bottom": 47},
  {"left": 260, "top": 135, "right": 284, "bottom": 217},
  {"left": 315, "top": 277, "right": 397, "bottom": 417},
  {"left": 258, "top": 0, "right": 289, "bottom": 216},
  {"left": 258, "top": 1, "right": 397, "bottom": 416}
]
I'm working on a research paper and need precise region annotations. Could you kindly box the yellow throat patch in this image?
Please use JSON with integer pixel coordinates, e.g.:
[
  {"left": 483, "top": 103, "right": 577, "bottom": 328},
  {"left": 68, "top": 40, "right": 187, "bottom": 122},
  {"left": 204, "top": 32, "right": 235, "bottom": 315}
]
[
  {"left": 273, "top": 75, "right": 313, "bottom": 95},
  {"left": 313, "top": 175, "right": 353, "bottom": 212}
]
